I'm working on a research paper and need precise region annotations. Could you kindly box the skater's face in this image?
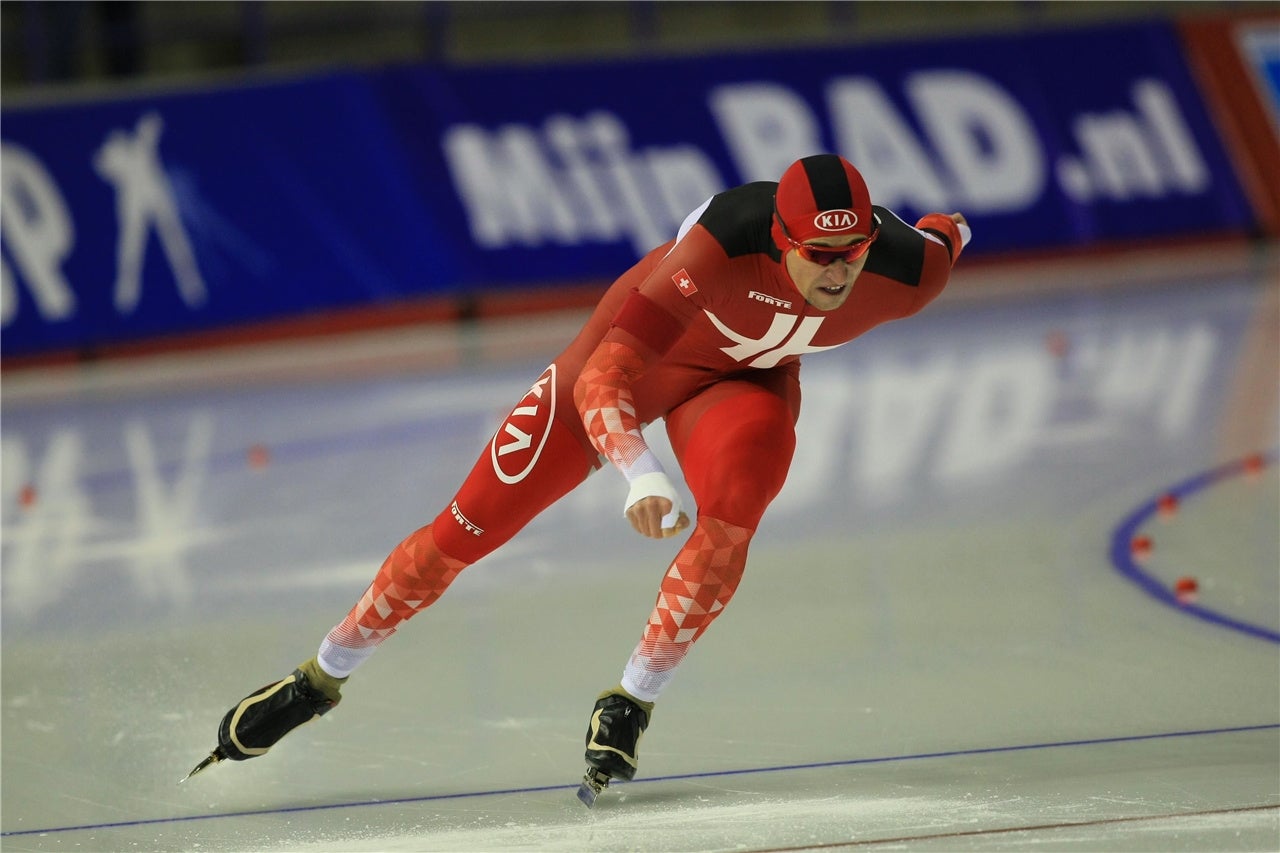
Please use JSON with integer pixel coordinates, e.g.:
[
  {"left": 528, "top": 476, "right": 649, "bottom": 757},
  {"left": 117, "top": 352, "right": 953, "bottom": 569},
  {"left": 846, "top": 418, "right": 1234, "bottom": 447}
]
[{"left": 784, "top": 233, "right": 875, "bottom": 311}]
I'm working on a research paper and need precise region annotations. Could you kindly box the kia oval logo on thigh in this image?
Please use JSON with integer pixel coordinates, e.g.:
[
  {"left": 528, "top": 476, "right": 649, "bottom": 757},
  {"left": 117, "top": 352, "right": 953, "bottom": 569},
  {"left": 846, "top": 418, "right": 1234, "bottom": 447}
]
[{"left": 490, "top": 364, "right": 557, "bottom": 484}]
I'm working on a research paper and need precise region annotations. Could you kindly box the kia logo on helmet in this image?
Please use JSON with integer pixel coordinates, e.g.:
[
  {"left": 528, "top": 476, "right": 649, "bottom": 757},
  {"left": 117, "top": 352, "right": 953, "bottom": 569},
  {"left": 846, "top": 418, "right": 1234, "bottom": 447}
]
[{"left": 813, "top": 210, "right": 858, "bottom": 231}]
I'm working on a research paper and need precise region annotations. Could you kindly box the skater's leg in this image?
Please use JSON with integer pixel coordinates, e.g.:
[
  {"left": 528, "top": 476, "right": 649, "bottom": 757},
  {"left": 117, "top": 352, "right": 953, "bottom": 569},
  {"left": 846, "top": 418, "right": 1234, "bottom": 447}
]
[
  {"left": 200, "top": 367, "right": 596, "bottom": 771},
  {"left": 619, "top": 516, "right": 754, "bottom": 701},
  {"left": 316, "top": 400, "right": 597, "bottom": 678},
  {"left": 620, "top": 375, "right": 797, "bottom": 701},
  {"left": 580, "top": 378, "right": 797, "bottom": 792},
  {"left": 317, "top": 522, "right": 468, "bottom": 677}
]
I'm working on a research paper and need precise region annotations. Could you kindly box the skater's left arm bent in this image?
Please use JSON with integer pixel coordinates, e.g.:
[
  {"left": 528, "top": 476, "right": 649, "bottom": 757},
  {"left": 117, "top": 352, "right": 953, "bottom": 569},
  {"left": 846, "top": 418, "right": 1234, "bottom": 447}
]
[
  {"left": 574, "top": 332, "right": 689, "bottom": 540},
  {"left": 573, "top": 233, "right": 722, "bottom": 540}
]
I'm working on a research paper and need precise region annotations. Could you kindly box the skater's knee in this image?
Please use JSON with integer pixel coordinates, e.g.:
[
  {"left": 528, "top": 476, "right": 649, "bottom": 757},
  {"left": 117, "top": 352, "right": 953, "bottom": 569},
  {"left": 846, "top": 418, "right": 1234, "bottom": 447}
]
[
  {"left": 428, "top": 504, "right": 493, "bottom": 564},
  {"left": 686, "top": 435, "right": 791, "bottom": 529},
  {"left": 677, "top": 393, "right": 794, "bottom": 530},
  {"left": 388, "top": 523, "right": 470, "bottom": 586}
]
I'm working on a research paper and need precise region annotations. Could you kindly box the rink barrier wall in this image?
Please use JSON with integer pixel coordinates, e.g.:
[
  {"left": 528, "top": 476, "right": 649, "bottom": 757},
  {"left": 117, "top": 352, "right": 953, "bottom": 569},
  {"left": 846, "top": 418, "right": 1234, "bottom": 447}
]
[{"left": 0, "top": 15, "right": 1274, "bottom": 363}]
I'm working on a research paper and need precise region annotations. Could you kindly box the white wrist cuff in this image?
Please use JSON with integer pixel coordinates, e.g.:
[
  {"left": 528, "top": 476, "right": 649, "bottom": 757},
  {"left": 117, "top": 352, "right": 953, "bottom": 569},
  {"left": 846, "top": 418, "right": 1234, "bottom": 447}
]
[
  {"left": 957, "top": 222, "right": 972, "bottom": 247},
  {"left": 624, "top": 471, "right": 683, "bottom": 528}
]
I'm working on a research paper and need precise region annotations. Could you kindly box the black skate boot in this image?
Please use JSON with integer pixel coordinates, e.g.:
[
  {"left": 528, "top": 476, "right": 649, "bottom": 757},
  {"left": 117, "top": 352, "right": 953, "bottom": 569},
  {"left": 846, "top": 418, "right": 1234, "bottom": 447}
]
[
  {"left": 576, "top": 687, "right": 653, "bottom": 807},
  {"left": 184, "top": 658, "right": 346, "bottom": 779}
]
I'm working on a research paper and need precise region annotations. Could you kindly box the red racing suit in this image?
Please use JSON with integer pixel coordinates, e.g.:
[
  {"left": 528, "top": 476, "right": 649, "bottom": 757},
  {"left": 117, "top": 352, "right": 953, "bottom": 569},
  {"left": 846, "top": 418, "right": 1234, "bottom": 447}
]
[
  {"left": 319, "top": 180, "right": 966, "bottom": 692},
  {"left": 437, "top": 180, "right": 967, "bottom": 563}
]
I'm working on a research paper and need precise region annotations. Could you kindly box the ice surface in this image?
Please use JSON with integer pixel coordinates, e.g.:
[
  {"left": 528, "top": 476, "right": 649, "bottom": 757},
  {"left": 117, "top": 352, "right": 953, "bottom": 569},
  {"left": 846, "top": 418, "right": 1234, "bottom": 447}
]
[{"left": 3, "top": 255, "right": 1278, "bottom": 852}]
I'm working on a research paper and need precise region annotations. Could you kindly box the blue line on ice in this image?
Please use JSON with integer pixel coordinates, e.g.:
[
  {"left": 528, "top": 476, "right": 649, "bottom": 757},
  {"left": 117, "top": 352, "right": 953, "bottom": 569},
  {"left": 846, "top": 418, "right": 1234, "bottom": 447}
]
[{"left": 4, "top": 722, "right": 1277, "bottom": 838}]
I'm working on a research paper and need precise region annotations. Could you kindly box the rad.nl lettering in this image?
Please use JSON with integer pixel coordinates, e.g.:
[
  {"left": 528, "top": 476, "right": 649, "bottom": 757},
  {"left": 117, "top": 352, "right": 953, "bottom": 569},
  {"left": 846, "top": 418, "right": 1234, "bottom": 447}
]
[{"left": 443, "top": 74, "right": 1209, "bottom": 255}]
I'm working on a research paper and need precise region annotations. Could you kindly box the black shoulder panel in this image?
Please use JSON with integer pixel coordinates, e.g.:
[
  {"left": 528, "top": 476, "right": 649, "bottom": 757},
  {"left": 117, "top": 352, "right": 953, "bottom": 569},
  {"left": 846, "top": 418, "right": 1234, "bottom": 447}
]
[
  {"left": 863, "top": 206, "right": 924, "bottom": 287},
  {"left": 696, "top": 181, "right": 781, "bottom": 261}
]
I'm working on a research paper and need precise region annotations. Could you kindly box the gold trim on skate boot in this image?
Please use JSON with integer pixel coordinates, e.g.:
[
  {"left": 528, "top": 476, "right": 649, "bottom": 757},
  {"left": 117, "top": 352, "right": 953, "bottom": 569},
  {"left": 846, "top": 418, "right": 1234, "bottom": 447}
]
[
  {"left": 583, "top": 687, "right": 652, "bottom": 785},
  {"left": 227, "top": 675, "right": 298, "bottom": 757},
  {"left": 189, "top": 662, "right": 344, "bottom": 778},
  {"left": 214, "top": 665, "right": 342, "bottom": 763},
  {"left": 586, "top": 707, "right": 641, "bottom": 771},
  {"left": 597, "top": 686, "right": 654, "bottom": 714},
  {"left": 297, "top": 657, "right": 346, "bottom": 703}
]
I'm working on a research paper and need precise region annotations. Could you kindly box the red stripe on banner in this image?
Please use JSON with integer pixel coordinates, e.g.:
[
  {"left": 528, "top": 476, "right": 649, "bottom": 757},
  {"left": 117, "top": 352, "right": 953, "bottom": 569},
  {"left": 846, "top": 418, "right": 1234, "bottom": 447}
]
[{"left": 1178, "top": 13, "right": 1280, "bottom": 236}]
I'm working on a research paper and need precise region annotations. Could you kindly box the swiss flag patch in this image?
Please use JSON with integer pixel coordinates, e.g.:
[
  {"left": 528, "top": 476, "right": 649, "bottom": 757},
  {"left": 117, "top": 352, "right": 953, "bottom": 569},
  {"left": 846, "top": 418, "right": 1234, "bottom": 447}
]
[{"left": 672, "top": 268, "right": 698, "bottom": 296}]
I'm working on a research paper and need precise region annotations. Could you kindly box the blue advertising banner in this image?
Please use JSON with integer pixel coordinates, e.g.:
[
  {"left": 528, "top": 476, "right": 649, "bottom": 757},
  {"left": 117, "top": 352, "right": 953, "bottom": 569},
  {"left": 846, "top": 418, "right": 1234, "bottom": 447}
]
[{"left": 0, "top": 21, "right": 1254, "bottom": 357}]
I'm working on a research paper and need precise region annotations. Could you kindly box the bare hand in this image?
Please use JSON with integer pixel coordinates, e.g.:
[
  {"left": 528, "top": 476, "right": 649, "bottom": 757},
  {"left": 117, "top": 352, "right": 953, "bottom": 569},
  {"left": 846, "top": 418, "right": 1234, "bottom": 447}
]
[
  {"left": 950, "top": 212, "right": 968, "bottom": 226},
  {"left": 626, "top": 496, "right": 691, "bottom": 539}
]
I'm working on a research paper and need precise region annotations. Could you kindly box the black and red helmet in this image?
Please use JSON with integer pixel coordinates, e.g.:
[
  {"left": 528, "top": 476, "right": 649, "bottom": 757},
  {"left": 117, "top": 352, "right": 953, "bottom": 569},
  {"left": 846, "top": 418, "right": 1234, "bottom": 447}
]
[{"left": 771, "top": 154, "right": 875, "bottom": 250}]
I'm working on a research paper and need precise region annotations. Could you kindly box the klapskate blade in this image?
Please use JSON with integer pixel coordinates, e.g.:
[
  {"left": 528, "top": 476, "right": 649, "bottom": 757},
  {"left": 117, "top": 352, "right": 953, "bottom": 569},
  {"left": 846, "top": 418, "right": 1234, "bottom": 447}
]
[
  {"left": 181, "top": 749, "right": 224, "bottom": 783},
  {"left": 576, "top": 779, "right": 600, "bottom": 808},
  {"left": 576, "top": 768, "right": 611, "bottom": 808}
]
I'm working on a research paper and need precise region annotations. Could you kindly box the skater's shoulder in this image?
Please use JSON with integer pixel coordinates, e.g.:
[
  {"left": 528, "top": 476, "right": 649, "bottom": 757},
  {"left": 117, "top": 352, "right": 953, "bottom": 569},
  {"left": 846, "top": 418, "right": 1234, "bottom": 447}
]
[{"left": 695, "top": 182, "right": 780, "bottom": 261}]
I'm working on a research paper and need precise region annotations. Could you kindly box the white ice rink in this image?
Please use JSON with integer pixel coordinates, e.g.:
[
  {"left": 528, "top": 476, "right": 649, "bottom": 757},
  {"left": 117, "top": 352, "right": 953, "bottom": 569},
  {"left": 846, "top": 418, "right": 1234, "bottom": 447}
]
[{"left": 2, "top": 247, "right": 1278, "bottom": 851}]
